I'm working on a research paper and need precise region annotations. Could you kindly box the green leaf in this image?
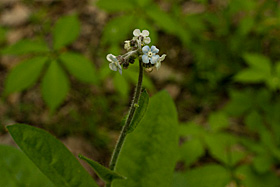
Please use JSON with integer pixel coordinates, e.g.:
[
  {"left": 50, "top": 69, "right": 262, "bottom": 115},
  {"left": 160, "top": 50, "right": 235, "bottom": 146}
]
[
  {"left": 4, "top": 56, "right": 48, "bottom": 95},
  {"left": 127, "top": 89, "right": 149, "bottom": 133},
  {"left": 236, "top": 165, "right": 280, "bottom": 187},
  {"left": 180, "top": 138, "right": 205, "bottom": 167},
  {"left": 112, "top": 91, "right": 178, "bottom": 187},
  {"left": 253, "top": 153, "right": 273, "bottom": 174},
  {"left": 173, "top": 164, "right": 231, "bottom": 187},
  {"left": 102, "top": 15, "right": 135, "bottom": 45},
  {"left": 178, "top": 122, "right": 204, "bottom": 137},
  {"left": 245, "top": 111, "right": 264, "bottom": 132},
  {"left": 234, "top": 68, "right": 268, "bottom": 83},
  {"left": 243, "top": 53, "right": 271, "bottom": 74},
  {"left": 41, "top": 60, "right": 70, "bottom": 111},
  {"left": 7, "top": 124, "right": 98, "bottom": 187},
  {"left": 53, "top": 14, "right": 80, "bottom": 50},
  {"left": 205, "top": 133, "right": 246, "bottom": 166},
  {"left": 59, "top": 52, "right": 98, "bottom": 84},
  {"left": 1, "top": 39, "right": 49, "bottom": 55},
  {"left": 96, "top": 0, "right": 134, "bottom": 12},
  {"left": 0, "top": 145, "right": 54, "bottom": 187},
  {"left": 208, "top": 112, "right": 229, "bottom": 132},
  {"left": 79, "top": 154, "right": 126, "bottom": 182}
]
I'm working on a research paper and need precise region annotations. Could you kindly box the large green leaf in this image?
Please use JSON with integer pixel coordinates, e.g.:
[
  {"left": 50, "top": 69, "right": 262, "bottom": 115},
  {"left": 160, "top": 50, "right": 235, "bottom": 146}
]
[
  {"left": 4, "top": 56, "right": 48, "bottom": 95},
  {"left": 112, "top": 91, "right": 179, "bottom": 187},
  {"left": 243, "top": 53, "right": 271, "bottom": 73},
  {"left": 53, "top": 14, "right": 80, "bottom": 50},
  {"left": 41, "top": 60, "right": 70, "bottom": 111},
  {"left": 79, "top": 154, "right": 126, "bottom": 182},
  {"left": 234, "top": 68, "right": 268, "bottom": 83},
  {"left": 1, "top": 39, "right": 49, "bottom": 55},
  {"left": 60, "top": 52, "right": 98, "bottom": 84},
  {"left": 7, "top": 124, "right": 98, "bottom": 187},
  {"left": 173, "top": 164, "right": 231, "bottom": 187},
  {"left": 208, "top": 112, "right": 229, "bottom": 132},
  {"left": 127, "top": 89, "right": 149, "bottom": 133},
  {"left": 0, "top": 145, "right": 54, "bottom": 187}
]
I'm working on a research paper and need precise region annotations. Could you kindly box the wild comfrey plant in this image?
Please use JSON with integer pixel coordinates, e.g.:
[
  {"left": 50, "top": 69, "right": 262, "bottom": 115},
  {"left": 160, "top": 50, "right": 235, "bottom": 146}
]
[{"left": 5, "top": 29, "right": 178, "bottom": 187}]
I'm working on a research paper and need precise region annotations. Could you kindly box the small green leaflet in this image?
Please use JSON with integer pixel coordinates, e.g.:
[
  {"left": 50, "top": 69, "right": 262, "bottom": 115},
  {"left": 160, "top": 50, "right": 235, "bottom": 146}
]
[
  {"left": 127, "top": 89, "right": 149, "bottom": 133},
  {"left": 79, "top": 154, "right": 126, "bottom": 183}
]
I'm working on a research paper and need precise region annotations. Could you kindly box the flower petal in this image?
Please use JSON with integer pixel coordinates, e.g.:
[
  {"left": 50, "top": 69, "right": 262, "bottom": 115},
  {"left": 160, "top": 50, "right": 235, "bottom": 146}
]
[
  {"left": 133, "top": 29, "right": 141, "bottom": 36},
  {"left": 142, "top": 30, "right": 149, "bottom": 36},
  {"left": 151, "top": 55, "right": 159, "bottom": 64},
  {"left": 142, "top": 45, "right": 150, "bottom": 54},
  {"left": 159, "top": 54, "right": 166, "bottom": 61},
  {"left": 106, "top": 54, "right": 116, "bottom": 62},
  {"left": 118, "top": 68, "right": 122, "bottom": 75},
  {"left": 155, "top": 61, "right": 161, "bottom": 70},
  {"left": 151, "top": 46, "right": 159, "bottom": 53},
  {"left": 142, "top": 55, "right": 149, "bottom": 64},
  {"left": 109, "top": 63, "right": 117, "bottom": 71},
  {"left": 144, "top": 37, "right": 151, "bottom": 44}
]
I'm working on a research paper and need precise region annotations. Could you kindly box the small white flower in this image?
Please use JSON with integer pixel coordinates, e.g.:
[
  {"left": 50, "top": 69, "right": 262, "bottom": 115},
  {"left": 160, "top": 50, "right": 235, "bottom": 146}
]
[
  {"left": 155, "top": 54, "right": 166, "bottom": 70},
  {"left": 124, "top": 40, "right": 131, "bottom": 51},
  {"left": 106, "top": 54, "right": 122, "bottom": 74},
  {"left": 133, "top": 29, "right": 151, "bottom": 44}
]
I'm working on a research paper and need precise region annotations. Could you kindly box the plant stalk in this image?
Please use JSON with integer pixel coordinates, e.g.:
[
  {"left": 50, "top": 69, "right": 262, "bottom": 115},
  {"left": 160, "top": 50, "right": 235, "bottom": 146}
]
[{"left": 106, "top": 60, "right": 143, "bottom": 187}]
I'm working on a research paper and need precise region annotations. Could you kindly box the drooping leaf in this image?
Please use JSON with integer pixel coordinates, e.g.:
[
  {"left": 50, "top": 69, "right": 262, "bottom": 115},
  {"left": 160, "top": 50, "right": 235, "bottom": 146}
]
[
  {"left": 79, "top": 154, "right": 126, "bottom": 182},
  {"left": 7, "top": 124, "right": 98, "bottom": 187},
  {"left": 127, "top": 89, "right": 149, "bottom": 133},
  {"left": 53, "top": 14, "right": 80, "bottom": 50},
  {"left": 0, "top": 145, "right": 54, "bottom": 187},
  {"left": 1, "top": 39, "right": 49, "bottom": 55},
  {"left": 41, "top": 60, "right": 70, "bottom": 111},
  {"left": 59, "top": 52, "right": 98, "bottom": 84},
  {"left": 112, "top": 91, "right": 179, "bottom": 187},
  {"left": 4, "top": 56, "right": 48, "bottom": 95},
  {"left": 173, "top": 164, "right": 231, "bottom": 187}
]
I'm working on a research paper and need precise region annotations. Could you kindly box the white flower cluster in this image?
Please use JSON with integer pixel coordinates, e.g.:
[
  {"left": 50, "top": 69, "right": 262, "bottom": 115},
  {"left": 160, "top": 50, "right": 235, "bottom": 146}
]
[{"left": 106, "top": 29, "right": 166, "bottom": 74}]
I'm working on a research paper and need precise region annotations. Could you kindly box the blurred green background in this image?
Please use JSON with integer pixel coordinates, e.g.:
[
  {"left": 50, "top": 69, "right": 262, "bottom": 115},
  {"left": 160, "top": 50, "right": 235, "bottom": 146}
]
[{"left": 1, "top": 0, "right": 280, "bottom": 186}]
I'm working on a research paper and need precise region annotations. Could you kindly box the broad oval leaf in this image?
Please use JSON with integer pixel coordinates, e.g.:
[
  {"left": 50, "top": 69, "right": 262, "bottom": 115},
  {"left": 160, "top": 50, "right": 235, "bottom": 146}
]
[
  {"left": 112, "top": 91, "right": 179, "bottom": 187},
  {"left": 127, "top": 89, "right": 149, "bottom": 133},
  {"left": 0, "top": 145, "right": 54, "bottom": 187},
  {"left": 4, "top": 56, "right": 48, "bottom": 95},
  {"left": 60, "top": 52, "right": 98, "bottom": 84},
  {"left": 41, "top": 60, "right": 70, "bottom": 112},
  {"left": 53, "top": 14, "right": 80, "bottom": 50},
  {"left": 1, "top": 39, "right": 49, "bottom": 55},
  {"left": 7, "top": 124, "right": 98, "bottom": 187},
  {"left": 79, "top": 154, "right": 126, "bottom": 183}
]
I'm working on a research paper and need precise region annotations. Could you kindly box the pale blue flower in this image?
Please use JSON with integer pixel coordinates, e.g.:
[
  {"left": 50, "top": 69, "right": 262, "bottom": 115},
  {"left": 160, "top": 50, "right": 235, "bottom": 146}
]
[
  {"left": 155, "top": 54, "right": 166, "bottom": 70},
  {"left": 142, "top": 45, "right": 159, "bottom": 64},
  {"left": 106, "top": 54, "right": 122, "bottom": 74}
]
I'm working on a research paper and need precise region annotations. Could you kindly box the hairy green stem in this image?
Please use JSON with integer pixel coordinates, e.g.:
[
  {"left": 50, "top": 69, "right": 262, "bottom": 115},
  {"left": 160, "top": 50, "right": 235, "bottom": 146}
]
[{"left": 106, "top": 60, "right": 143, "bottom": 187}]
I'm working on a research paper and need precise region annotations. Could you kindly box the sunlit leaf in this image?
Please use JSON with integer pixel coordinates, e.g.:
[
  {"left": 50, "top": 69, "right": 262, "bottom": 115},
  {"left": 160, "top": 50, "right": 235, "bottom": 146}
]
[
  {"left": 53, "top": 14, "right": 80, "bottom": 50},
  {"left": 60, "top": 52, "right": 98, "bottom": 84},
  {"left": 4, "top": 56, "right": 48, "bottom": 95},
  {"left": 41, "top": 60, "right": 70, "bottom": 111}
]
